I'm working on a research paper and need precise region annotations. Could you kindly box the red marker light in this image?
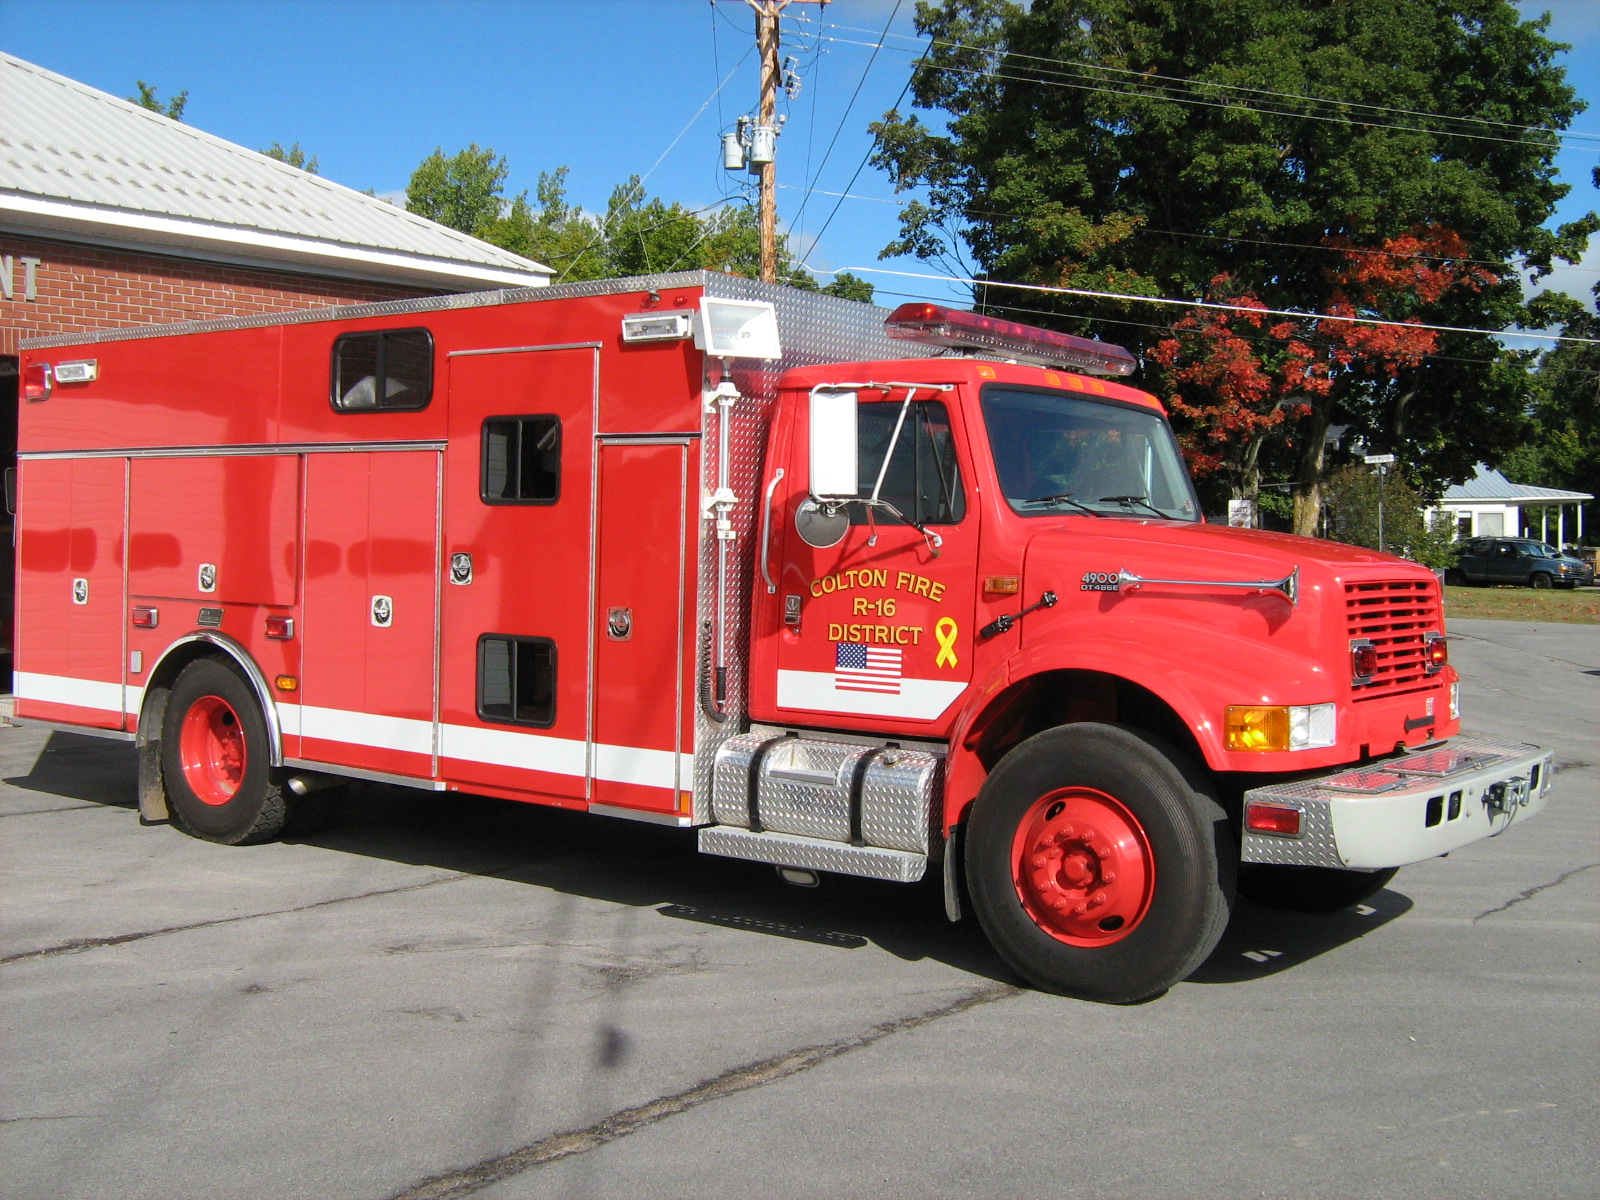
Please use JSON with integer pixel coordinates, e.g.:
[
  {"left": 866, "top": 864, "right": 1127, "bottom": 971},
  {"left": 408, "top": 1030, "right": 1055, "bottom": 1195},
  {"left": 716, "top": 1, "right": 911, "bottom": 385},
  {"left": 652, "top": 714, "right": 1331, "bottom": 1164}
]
[
  {"left": 22, "top": 362, "right": 52, "bottom": 402},
  {"left": 1245, "top": 803, "right": 1303, "bottom": 837},
  {"left": 884, "top": 303, "right": 1137, "bottom": 376},
  {"left": 131, "top": 605, "right": 158, "bottom": 629},
  {"left": 1424, "top": 634, "right": 1447, "bottom": 673},
  {"left": 1351, "top": 640, "right": 1378, "bottom": 685},
  {"left": 265, "top": 615, "right": 295, "bottom": 640}
]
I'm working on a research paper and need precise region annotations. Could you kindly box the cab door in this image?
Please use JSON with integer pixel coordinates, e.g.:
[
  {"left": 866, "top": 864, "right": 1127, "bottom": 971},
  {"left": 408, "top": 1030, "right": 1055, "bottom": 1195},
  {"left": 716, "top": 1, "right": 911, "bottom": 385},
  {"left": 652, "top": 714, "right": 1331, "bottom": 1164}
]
[{"left": 760, "top": 391, "right": 977, "bottom": 732}]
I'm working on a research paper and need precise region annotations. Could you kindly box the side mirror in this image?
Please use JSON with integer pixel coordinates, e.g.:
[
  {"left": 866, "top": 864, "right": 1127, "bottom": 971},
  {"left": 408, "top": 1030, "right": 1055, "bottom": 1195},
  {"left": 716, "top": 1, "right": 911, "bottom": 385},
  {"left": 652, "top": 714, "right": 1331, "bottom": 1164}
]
[{"left": 809, "top": 389, "right": 858, "bottom": 499}]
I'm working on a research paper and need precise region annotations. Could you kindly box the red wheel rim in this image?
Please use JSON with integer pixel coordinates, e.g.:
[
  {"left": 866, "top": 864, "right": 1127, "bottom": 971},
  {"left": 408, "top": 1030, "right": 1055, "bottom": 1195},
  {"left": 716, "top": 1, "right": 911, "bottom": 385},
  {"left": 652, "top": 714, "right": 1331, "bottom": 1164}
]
[
  {"left": 177, "top": 694, "right": 247, "bottom": 806},
  {"left": 1011, "top": 786, "right": 1155, "bottom": 946}
]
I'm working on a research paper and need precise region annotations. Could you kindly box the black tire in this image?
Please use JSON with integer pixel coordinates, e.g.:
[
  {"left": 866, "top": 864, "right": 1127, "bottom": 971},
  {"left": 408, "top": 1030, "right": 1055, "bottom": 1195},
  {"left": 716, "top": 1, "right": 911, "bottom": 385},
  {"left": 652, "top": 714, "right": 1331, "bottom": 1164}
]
[
  {"left": 1530, "top": 572, "right": 1553, "bottom": 589},
  {"left": 162, "top": 658, "right": 290, "bottom": 845},
  {"left": 965, "top": 723, "right": 1233, "bottom": 1004},
  {"left": 1443, "top": 568, "right": 1466, "bottom": 587},
  {"left": 1236, "top": 864, "right": 1398, "bottom": 913}
]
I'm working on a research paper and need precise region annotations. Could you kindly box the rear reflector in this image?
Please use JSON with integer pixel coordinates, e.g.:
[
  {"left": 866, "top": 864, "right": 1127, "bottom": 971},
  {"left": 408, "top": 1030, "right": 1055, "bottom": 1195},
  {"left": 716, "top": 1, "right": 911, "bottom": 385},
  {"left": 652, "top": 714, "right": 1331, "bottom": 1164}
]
[
  {"left": 22, "top": 362, "right": 52, "bottom": 402},
  {"left": 1245, "top": 803, "right": 1303, "bottom": 837}
]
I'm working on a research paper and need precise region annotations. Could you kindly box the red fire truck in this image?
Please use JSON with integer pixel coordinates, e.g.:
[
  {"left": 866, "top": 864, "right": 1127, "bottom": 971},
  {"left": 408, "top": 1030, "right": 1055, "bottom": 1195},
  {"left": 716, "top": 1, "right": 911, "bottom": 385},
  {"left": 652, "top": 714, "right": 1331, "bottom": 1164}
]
[{"left": 14, "top": 274, "right": 1550, "bottom": 1003}]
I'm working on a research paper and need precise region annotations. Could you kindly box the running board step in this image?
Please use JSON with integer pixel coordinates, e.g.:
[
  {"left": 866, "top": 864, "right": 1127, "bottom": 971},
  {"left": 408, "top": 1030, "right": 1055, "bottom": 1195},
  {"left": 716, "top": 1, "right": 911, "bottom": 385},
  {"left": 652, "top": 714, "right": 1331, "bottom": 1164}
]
[{"left": 699, "top": 827, "right": 927, "bottom": 883}]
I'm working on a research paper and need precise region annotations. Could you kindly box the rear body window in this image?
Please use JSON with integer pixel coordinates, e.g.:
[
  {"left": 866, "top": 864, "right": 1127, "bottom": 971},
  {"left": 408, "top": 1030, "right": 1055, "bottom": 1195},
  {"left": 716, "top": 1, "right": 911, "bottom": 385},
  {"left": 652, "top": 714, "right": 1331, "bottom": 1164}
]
[
  {"left": 332, "top": 328, "right": 434, "bottom": 411},
  {"left": 482, "top": 416, "right": 561, "bottom": 504}
]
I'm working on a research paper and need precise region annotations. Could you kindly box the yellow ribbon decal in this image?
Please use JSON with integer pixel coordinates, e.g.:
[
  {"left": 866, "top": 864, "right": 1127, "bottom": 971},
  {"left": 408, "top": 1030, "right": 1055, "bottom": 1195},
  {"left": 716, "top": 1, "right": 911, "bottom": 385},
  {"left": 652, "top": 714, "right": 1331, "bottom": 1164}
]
[{"left": 934, "top": 617, "right": 960, "bottom": 669}]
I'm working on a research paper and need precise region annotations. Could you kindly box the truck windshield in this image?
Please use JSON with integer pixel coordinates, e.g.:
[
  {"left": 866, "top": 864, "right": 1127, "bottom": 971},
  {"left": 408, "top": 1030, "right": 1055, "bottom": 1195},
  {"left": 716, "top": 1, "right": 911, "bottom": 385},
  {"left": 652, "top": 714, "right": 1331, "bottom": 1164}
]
[{"left": 981, "top": 386, "right": 1199, "bottom": 521}]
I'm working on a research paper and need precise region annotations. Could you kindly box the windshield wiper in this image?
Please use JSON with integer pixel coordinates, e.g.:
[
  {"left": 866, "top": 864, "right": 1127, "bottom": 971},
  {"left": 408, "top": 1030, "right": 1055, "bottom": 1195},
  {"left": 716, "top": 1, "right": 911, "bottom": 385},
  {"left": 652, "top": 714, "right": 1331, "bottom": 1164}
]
[
  {"left": 1020, "top": 492, "right": 1104, "bottom": 517},
  {"left": 1099, "top": 494, "right": 1169, "bottom": 519}
]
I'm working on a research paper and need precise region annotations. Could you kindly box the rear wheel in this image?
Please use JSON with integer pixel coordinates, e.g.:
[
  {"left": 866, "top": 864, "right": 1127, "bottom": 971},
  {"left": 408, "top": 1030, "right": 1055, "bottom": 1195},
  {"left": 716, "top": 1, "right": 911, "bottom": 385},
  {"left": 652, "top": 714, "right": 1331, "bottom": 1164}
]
[
  {"left": 162, "top": 658, "right": 289, "bottom": 845},
  {"left": 965, "top": 724, "right": 1233, "bottom": 1004},
  {"left": 1443, "top": 568, "right": 1466, "bottom": 587},
  {"left": 1236, "top": 864, "right": 1398, "bottom": 913}
]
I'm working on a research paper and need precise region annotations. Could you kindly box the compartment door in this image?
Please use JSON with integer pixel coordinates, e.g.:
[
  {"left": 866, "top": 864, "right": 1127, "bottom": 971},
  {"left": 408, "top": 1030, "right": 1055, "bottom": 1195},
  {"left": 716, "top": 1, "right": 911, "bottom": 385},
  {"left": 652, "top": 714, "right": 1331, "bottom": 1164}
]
[
  {"left": 13, "top": 456, "right": 128, "bottom": 730},
  {"left": 590, "top": 438, "right": 692, "bottom": 817},
  {"left": 297, "top": 450, "right": 441, "bottom": 780},
  {"left": 438, "top": 346, "right": 595, "bottom": 800}
]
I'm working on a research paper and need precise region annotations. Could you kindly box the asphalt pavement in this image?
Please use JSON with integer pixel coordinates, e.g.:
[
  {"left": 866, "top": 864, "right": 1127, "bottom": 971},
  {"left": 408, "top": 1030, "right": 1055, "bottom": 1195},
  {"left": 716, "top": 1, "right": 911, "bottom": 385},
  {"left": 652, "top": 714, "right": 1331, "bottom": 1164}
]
[{"left": 2, "top": 618, "right": 1595, "bottom": 1200}]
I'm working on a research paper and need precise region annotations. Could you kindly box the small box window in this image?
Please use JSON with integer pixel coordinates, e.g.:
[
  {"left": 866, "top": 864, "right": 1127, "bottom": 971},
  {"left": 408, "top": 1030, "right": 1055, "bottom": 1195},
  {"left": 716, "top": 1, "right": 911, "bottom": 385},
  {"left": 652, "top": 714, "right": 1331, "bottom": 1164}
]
[
  {"left": 332, "top": 328, "right": 433, "bottom": 411},
  {"left": 483, "top": 416, "right": 561, "bottom": 504},
  {"left": 478, "top": 635, "right": 556, "bottom": 727}
]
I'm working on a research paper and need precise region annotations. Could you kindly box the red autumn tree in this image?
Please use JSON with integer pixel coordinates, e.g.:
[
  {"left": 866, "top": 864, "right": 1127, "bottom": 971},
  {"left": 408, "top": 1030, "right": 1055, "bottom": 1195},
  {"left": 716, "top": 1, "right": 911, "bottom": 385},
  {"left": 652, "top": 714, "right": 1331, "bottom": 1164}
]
[{"left": 1149, "top": 227, "right": 1497, "bottom": 535}]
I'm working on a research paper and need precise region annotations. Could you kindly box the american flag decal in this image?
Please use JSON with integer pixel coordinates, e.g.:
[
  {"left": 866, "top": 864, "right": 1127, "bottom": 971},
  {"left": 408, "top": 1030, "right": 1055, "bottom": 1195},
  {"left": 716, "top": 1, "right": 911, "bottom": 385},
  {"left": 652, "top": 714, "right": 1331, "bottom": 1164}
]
[{"left": 834, "top": 642, "right": 903, "bottom": 693}]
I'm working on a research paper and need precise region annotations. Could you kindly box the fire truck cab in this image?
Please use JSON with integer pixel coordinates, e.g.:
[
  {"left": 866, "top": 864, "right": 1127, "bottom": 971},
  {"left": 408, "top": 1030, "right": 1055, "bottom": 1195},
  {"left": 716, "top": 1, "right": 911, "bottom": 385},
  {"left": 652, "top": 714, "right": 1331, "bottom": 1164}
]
[{"left": 15, "top": 273, "right": 1551, "bottom": 1003}]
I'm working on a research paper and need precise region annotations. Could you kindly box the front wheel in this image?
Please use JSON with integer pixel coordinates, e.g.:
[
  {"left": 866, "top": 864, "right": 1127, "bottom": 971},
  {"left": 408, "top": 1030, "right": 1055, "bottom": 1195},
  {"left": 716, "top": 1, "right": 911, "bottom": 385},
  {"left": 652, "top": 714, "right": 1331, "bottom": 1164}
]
[
  {"left": 1236, "top": 864, "right": 1398, "bottom": 913},
  {"left": 1530, "top": 572, "right": 1553, "bottom": 589},
  {"left": 162, "top": 658, "right": 289, "bottom": 845},
  {"left": 965, "top": 724, "right": 1233, "bottom": 1004}
]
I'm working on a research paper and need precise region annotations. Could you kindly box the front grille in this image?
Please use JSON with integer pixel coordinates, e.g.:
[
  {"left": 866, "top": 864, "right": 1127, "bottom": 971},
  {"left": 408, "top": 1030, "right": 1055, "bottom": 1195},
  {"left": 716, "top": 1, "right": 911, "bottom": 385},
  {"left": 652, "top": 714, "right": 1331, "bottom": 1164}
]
[{"left": 1345, "top": 579, "right": 1441, "bottom": 700}]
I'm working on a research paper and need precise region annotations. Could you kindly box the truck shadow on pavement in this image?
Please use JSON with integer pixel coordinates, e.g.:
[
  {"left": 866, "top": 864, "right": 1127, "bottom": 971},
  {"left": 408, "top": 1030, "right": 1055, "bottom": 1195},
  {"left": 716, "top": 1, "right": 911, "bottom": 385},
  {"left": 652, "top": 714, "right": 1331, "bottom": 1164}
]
[{"left": 9, "top": 730, "right": 1410, "bottom": 992}]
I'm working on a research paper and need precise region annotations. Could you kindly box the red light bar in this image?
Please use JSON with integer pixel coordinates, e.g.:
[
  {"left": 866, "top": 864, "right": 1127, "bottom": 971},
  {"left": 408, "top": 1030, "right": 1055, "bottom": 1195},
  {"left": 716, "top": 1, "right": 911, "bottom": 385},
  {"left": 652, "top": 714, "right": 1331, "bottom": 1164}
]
[{"left": 884, "top": 303, "right": 1137, "bottom": 376}]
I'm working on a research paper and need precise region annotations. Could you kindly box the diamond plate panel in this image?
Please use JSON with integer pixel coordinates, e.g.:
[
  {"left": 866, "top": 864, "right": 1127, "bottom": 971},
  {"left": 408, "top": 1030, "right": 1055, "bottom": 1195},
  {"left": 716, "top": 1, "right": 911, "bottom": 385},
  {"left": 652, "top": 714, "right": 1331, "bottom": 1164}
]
[
  {"left": 1241, "top": 800, "right": 1341, "bottom": 867},
  {"left": 699, "top": 827, "right": 928, "bottom": 882},
  {"left": 689, "top": 277, "right": 939, "bottom": 820},
  {"left": 860, "top": 750, "right": 942, "bottom": 854},
  {"left": 710, "top": 732, "right": 943, "bottom": 855}
]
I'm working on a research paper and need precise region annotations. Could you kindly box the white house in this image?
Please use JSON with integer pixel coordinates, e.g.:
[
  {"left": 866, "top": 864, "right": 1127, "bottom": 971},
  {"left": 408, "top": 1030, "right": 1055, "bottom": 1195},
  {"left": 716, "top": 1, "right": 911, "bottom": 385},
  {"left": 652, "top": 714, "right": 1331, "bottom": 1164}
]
[{"left": 1430, "top": 464, "right": 1592, "bottom": 546}]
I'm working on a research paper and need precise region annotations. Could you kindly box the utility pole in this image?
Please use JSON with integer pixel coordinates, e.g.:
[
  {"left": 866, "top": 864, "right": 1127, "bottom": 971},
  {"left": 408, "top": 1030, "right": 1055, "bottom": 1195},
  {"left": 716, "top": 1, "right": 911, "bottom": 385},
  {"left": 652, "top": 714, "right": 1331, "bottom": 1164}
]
[
  {"left": 725, "top": 0, "right": 827, "bottom": 283},
  {"left": 749, "top": 0, "right": 784, "bottom": 283}
]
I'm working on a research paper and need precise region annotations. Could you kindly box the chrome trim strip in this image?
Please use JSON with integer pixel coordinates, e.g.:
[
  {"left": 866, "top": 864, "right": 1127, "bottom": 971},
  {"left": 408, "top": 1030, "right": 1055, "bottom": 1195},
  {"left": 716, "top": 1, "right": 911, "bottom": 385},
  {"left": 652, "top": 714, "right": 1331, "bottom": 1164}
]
[
  {"left": 448, "top": 341, "right": 603, "bottom": 357},
  {"left": 588, "top": 802, "right": 696, "bottom": 828},
  {"left": 141, "top": 633, "right": 285, "bottom": 765},
  {"left": 20, "top": 441, "right": 448, "bottom": 461},
  {"left": 8, "top": 716, "right": 137, "bottom": 742},
  {"left": 22, "top": 271, "right": 720, "bottom": 350},
  {"left": 281, "top": 758, "right": 449, "bottom": 791}
]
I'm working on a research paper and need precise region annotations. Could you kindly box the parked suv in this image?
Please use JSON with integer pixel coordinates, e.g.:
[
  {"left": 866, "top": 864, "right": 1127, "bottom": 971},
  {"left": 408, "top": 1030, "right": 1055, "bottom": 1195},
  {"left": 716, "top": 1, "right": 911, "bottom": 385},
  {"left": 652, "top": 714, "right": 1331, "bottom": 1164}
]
[{"left": 1448, "top": 537, "right": 1595, "bottom": 588}]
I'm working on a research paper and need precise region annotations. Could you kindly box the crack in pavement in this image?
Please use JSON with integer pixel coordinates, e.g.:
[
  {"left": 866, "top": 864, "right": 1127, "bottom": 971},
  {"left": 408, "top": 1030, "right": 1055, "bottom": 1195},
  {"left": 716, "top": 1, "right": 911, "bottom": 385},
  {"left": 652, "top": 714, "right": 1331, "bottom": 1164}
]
[
  {"left": 0, "top": 871, "right": 493, "bottom": 965},
  {"left": 1474, "top": 862, "right": 1598, "bottom": 922},
  {"left": 0, "top": 803, "right": 113, "bottom": 818},
  {"left": 385, "top": 982, "right": 1021, "bottom": 1200}
]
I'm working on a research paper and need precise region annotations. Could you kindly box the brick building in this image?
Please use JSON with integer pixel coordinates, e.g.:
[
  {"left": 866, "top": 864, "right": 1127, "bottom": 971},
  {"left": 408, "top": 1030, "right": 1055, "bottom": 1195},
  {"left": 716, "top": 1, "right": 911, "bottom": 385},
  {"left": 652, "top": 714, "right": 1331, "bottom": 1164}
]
[{"left": 0, "top": 51, "right": 551, "bottom": 669}]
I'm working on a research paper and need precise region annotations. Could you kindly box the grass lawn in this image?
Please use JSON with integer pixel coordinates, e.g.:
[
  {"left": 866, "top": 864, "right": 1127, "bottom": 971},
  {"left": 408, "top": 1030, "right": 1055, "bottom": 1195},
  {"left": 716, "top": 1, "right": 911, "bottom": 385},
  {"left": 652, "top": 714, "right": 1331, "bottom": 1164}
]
[{"left": 1444, "top": 584, "right": 1600, "bottom": 624}]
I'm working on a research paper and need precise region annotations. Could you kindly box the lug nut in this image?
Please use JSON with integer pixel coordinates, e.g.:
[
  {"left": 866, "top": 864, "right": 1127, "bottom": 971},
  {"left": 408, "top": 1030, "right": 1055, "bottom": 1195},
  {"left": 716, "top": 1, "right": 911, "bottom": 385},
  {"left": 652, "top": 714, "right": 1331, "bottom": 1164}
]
[
  {"left": 1100, "top": 871, "right": 1115, "bottom": 885},
  {"left": 1072, "top": 903, "right": 1088, "bottom": 916},
  {"left": 1031, "top": 853, "right": 1047, "bottom": 869},
  {"left": 1089, "top": 891, "right": 1107, "bottom": 908}
]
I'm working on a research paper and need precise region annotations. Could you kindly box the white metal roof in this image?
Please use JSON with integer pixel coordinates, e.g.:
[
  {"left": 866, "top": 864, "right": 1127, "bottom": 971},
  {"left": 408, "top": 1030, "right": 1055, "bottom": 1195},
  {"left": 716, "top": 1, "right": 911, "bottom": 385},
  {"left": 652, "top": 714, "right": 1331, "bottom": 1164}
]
[
  {"left": 0, "top": 52, "right": 551, "bottom": 291},
  {"left": 1440, "top": 465, "right": 1592, "bottom": 505}
]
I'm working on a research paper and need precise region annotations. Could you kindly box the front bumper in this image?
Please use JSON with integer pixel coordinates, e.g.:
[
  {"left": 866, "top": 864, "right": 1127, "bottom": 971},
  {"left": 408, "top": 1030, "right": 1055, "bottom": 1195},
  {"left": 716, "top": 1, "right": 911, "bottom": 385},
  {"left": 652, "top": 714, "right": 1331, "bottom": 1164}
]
[{"left": 1241, "top": 737, "right": 1551, "bottom": 870}]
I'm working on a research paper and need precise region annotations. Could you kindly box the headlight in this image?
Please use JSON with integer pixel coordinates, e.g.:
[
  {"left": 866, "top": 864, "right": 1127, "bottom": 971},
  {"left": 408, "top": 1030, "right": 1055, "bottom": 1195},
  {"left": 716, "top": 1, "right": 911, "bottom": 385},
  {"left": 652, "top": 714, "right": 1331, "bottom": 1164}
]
[{"left": 1226, "top": 703, "right": 1337, "bottom": 751}]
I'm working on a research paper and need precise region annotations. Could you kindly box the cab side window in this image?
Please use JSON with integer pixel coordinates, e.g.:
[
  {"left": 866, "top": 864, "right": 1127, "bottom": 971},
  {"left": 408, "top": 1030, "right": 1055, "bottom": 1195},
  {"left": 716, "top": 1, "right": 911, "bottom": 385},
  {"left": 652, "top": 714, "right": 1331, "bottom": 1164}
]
[
  {"left": 331, "top": 328, "right": 433, "bottom": 411},
  {"left": 847, "top": 400, "right": 965, "bottom": 526}
]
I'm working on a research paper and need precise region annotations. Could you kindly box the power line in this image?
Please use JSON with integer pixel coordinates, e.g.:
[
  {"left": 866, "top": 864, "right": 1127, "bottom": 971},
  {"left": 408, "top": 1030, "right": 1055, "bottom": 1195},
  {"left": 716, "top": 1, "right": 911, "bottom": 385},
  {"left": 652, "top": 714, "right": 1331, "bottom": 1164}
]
[
  {"left": 824, "top": 265, "right": 1600, "bottom": 344},
  {"left": 788, "top": 0, "right": 903, "bottom": 237},
  {"left": 816, "top": 24, "right": 1600, "bottom": 149}
]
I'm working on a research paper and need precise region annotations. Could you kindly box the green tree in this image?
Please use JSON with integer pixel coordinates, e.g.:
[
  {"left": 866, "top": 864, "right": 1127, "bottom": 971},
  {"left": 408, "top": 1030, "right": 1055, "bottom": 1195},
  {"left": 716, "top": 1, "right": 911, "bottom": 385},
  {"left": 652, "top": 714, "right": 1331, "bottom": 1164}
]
[
  {"left": 820, "top": 272, "right": 876, "bottom": 303},
  {"left": 129, "top": 81, "right": 187, "bottom": 120},
  {"left": 1505, "top": 164, "right": 1600, "bottom": 543},
  {"left": 262, "top": 142, "right": 319, "bottom": 174},
  {"left": 1322, "top": 462, "right": 1456, "bottom": 566},
  {"left": 405, "top": 145, "right": 511, "bottom": 237},
  {"left": 871, "top": 0, "right": 1596, "bottom": 531}
]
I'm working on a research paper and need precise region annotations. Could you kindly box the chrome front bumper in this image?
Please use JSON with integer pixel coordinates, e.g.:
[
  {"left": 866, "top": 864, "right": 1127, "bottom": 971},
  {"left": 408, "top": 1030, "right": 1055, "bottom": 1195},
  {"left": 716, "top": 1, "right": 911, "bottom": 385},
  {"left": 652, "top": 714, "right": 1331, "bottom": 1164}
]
[{"left": 1241, "top": 737, "right": 1552, "bottom": 870}]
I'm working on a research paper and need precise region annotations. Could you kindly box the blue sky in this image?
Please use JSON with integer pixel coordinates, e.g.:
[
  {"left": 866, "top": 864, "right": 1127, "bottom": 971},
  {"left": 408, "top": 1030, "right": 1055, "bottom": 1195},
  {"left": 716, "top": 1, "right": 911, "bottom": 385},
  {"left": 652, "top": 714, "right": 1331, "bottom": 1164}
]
[{"left": 2, "top": 0, "right": 1596, "bottom": 315}]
